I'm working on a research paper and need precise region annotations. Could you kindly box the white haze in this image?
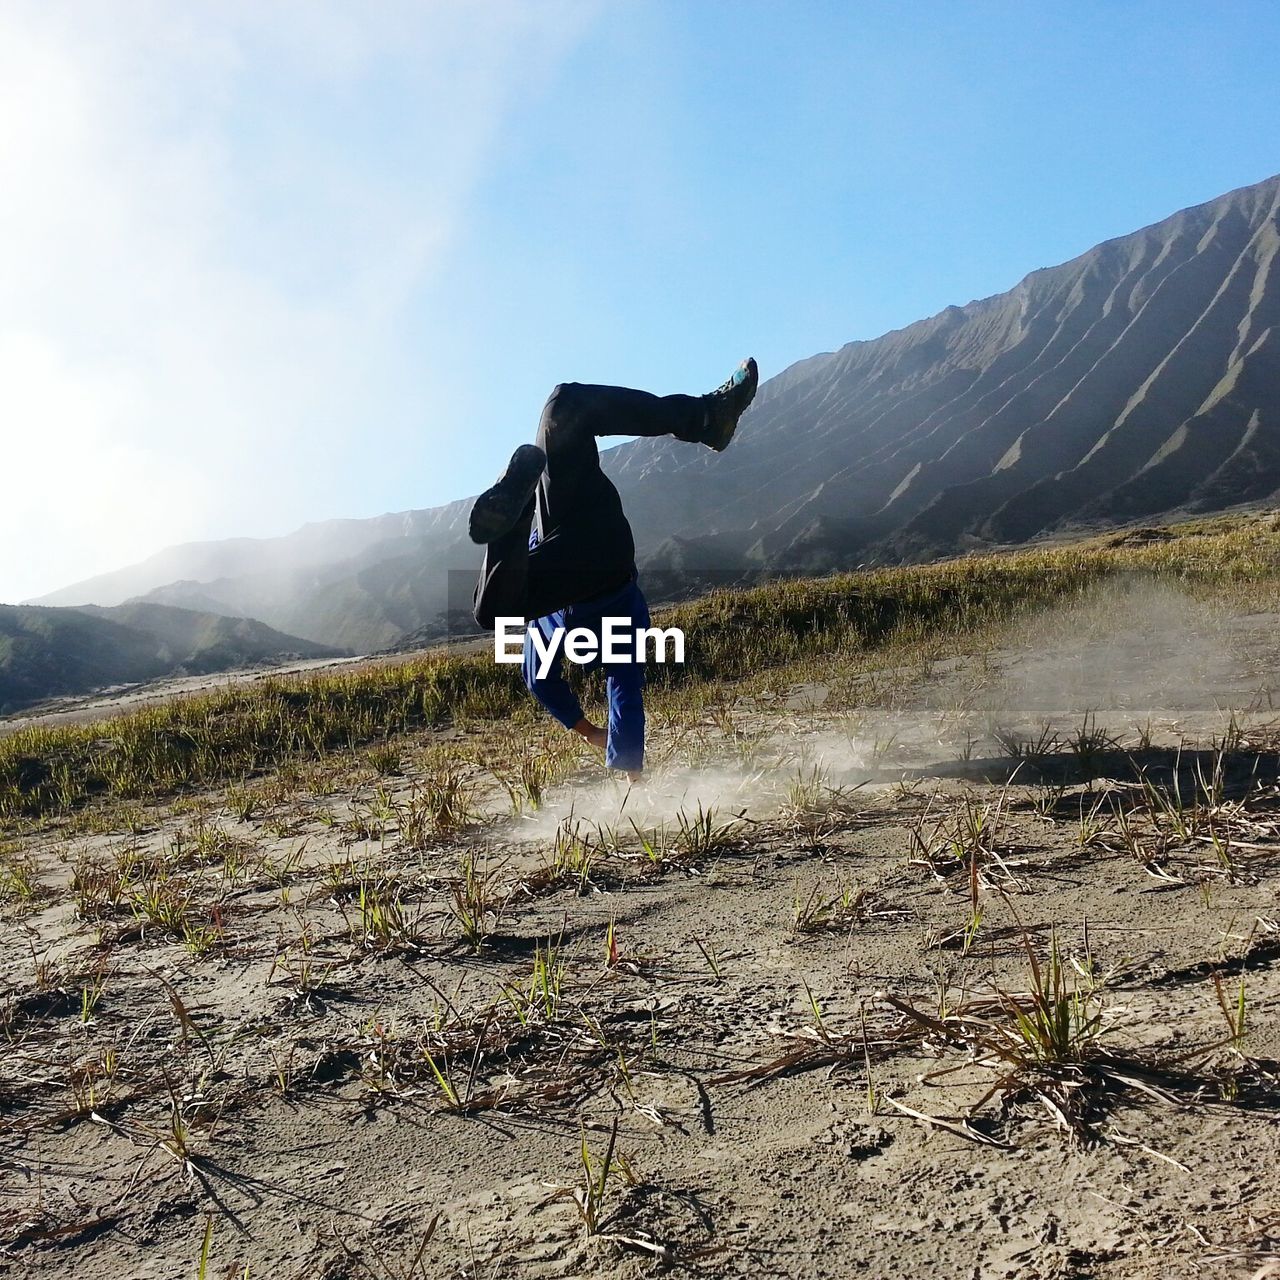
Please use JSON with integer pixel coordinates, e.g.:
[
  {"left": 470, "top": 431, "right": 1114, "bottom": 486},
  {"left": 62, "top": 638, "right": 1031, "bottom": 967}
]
[{"left": 0, "top": 0, "right": 594, "bottom": 604}]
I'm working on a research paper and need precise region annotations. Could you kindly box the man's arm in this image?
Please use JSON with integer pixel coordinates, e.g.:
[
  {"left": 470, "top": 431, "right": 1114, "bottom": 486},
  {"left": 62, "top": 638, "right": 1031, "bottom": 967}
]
[{"left": 521, "top": 616, "right": 610, "bottom": 753}]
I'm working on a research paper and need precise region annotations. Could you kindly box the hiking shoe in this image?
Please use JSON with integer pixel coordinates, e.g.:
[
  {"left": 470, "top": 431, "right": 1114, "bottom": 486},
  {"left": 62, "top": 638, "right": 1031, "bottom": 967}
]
[
  {"left": 468, "top": 444, "right": 546, "bottom": 544},
  {"left": 701, "top": 357, "right": 759, "bottom": 451}
]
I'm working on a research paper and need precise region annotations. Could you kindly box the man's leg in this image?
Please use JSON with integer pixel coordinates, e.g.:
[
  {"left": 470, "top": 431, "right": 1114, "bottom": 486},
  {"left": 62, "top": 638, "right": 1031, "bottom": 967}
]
[
  {"left": 471, "top": 493, "right": 536, "bottom": 630},
  {"left": 604, "top": 586, "right": 649, "bottom": 775},
  {"left": 606, "top": 663, "right": 645, "bottom": 774},
  {"left": 533, "top": 363, "right": 757, "bottom": 535},
  {"left": 472, "top": 359, "right": 759, "bottom": 625}
]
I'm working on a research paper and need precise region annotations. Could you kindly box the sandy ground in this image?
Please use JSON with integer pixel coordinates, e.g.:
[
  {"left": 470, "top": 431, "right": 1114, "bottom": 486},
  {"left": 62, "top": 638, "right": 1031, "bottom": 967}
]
[{"left": 2, "top": 585, "right": 1278, "bottom": 1278}]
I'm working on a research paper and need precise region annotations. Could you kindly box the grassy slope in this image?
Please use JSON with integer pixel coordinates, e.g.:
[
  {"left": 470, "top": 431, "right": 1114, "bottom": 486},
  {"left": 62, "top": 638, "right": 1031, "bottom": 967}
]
[{"left": 2, "top": 512, "right": 1278, "bottom": 821}]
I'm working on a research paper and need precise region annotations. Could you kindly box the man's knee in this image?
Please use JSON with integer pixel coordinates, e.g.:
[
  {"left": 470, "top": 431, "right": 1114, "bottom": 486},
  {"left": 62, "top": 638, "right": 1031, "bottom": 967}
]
[
  {"left": 539, "top": 382, "right": 586, "bottom": 443},
  {"left": 544, "top": 381, "right": 581, "bottom": 411}
]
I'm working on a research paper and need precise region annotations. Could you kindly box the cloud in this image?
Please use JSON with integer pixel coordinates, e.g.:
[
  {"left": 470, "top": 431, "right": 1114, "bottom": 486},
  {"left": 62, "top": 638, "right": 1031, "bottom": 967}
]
[
  {"left": 0, "top": 330, "right": 202, "bottom": 596},
  {"left": 0, "top": 0, "right": 595, "bottom": 602}
]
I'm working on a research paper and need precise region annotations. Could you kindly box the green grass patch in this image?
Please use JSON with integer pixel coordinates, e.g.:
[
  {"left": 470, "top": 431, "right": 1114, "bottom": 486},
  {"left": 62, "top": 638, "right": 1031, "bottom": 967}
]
[{"left": 3, "top": 513, "right": 1278, "bottom": 822}]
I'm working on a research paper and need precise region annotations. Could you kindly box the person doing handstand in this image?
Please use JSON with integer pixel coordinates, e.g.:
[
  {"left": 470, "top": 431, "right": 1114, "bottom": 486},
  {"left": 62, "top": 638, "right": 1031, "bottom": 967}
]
[{"left": 469, "top": 358, "right": 759, "bottom": 778}]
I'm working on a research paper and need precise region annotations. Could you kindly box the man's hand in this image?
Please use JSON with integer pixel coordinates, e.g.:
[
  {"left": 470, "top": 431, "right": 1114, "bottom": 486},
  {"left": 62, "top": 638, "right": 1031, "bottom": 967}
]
[
  {"left": 572, "top": 719, "right": 641, "bottom": 780},
  {"left": 572, "top": 718, "right": 608, "bottom": 752}
]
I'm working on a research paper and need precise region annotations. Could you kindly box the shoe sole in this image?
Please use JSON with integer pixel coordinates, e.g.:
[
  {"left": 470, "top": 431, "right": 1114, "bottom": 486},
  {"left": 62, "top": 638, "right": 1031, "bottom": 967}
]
[{"left": 468, "top": 444, "right": 547, "bottom": 544}]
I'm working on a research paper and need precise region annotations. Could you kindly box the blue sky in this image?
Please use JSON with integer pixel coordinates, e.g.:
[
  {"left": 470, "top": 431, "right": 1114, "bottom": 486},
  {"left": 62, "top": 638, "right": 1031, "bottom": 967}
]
[{"left": 2, "top": 0, "right": 1278, "bottom": 601}]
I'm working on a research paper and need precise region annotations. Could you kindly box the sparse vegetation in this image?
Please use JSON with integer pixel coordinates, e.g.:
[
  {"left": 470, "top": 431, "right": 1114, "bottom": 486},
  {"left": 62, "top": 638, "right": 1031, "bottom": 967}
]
[
  {"left": 9, "top": 515, "right": 1280, "bottom": 822},
  {"left": 448, "top": 852, "right": 509, "bottom": 951},
  {"left": 792, "top": 880, "right": 885, "bottom": 934},
  {"left": 3, "top": 512, "right": 1280, "bottom": 1275},
  {"left": 548, "top": 1118, "right": 639, "bottom": 1237},
  {"left": 0, "top": 842, "right": 38, "bottom": 908}
]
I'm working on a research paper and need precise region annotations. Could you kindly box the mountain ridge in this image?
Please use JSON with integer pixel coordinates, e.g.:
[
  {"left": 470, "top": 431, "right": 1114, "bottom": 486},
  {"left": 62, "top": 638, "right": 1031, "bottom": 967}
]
[{"left": 28, "top": 171, "right": 1280, "bottom": 653}]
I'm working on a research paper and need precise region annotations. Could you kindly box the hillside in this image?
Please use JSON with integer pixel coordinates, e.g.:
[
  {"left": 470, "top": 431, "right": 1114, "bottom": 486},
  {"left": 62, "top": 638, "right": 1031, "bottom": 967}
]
[
  {"left": 30, "top": 173, "right": 1280, "bottom": 651},
  {"left": 616, "top": 171, "right": 1280, "bottom": 571},
  {"left": 3, "top": 514, "right": 1280, "bottom": 1279},
  {"left": 0, "top": 602, "right": 345, "bottom": 714}
]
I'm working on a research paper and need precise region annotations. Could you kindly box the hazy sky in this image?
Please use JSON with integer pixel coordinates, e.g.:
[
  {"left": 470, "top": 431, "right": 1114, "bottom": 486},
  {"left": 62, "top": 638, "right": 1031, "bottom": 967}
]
[{"left": 3, "top": 0, "right": 1278, "bottom": 603}]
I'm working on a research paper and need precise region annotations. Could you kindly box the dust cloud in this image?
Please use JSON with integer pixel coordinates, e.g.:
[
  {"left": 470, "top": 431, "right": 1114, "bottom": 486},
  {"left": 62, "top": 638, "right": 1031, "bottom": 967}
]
[{"left": 509, "top": 579, "right": 1280, "bottom": 835}]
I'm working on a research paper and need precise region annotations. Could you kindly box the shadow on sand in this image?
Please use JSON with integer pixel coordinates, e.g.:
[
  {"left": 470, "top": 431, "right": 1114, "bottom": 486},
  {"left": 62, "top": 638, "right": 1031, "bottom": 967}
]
[{"left": 904, "top": 746, "right": 1280, "bottom": 800}]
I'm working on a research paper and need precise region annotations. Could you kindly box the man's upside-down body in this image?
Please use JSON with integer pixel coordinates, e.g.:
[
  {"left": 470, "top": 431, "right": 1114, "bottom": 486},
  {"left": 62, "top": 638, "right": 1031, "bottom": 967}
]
[{"left": 469, "top": 358, "right": 759, "bottom": 779}]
